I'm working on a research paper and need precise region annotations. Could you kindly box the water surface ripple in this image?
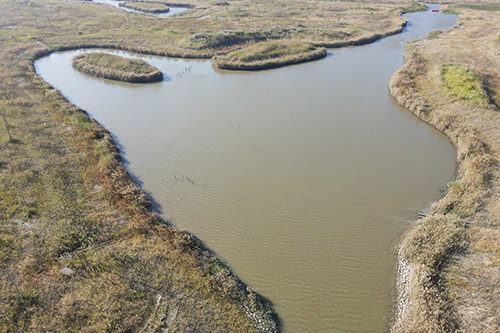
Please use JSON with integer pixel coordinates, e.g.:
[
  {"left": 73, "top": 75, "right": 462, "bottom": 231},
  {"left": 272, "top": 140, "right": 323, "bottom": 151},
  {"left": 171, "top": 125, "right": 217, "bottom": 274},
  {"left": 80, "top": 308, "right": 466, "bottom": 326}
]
[{"left": 36, "top": 9, "right": 457, "bottom": 332}]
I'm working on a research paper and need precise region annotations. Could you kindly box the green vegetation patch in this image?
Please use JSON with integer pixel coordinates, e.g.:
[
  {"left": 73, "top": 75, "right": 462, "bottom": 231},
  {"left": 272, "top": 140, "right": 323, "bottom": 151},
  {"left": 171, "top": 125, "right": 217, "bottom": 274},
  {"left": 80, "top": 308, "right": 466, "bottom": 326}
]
[
  {"left": 213, "top": 41, "right": 327, "bottom": 70},
  {"left": 206, "top": 0, "right": 229, "bottom": 6},
  {"left": 399, "top": 1, "right": 427, "bottom": 14},
  {"left": 441, "top": 65, "right": 489, "bottom": 105},
  {"left": 72, "top": 52, "right": 162, "bottom": 83},
  {"left": 425, "top": 30, "right": 442, "bottom": 40},
  {"left": 455, "top": 4, "right": 500, "bottom": 12},
  {"left": 119, "top": 1, "right": 170, "bottom": 14},
  {"left": 441, "top": 8, "right": 462, "bottom": 15}
]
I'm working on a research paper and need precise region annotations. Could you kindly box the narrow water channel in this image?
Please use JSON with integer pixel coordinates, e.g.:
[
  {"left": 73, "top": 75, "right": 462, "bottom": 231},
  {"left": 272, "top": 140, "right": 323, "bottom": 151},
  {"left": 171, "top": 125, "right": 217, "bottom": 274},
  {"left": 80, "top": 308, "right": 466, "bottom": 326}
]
[
  {"left": 92, "top": 0, "right": 188, "bottom": 17},
  {"left": 36, "top": 8, "right": 456, "bottom": 332}
]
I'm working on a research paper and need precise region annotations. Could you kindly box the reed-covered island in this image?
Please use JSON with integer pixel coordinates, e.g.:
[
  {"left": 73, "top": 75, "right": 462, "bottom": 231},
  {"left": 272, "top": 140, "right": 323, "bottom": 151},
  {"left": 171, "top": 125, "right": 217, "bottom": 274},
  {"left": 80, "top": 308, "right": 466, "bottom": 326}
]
[
  {"left": 119, "top": 1, "right": 170, "bottom": 14},
  {"left": 72, "top": 52, "right": 163, "bottom": 83},
  {"left": 213, "top": 41, "right": 327, "bottom": 70}
]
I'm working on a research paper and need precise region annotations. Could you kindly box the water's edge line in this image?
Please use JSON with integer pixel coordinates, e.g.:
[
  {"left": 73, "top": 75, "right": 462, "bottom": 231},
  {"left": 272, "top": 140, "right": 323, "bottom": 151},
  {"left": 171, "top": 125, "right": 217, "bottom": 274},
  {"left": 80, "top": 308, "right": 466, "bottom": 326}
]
[{"left": 388, "top": 44, "right": 468, "bottom": 331}]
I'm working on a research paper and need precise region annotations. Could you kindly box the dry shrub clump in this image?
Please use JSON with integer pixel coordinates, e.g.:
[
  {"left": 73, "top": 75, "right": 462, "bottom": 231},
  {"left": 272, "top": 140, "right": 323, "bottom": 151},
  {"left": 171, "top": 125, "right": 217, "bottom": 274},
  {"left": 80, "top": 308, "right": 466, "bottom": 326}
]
[{"left": 390, "top": 7, "right": 500, "bottom": 332}]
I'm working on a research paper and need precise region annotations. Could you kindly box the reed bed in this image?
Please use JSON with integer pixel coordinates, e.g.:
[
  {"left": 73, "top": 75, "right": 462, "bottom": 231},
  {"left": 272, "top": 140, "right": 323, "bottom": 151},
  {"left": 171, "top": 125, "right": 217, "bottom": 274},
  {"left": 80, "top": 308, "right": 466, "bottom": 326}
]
[
  {"left": 213, "top": 41, "right": 327, "bottom": 70},
  {"left": 72, "top": 52, "right": 163, "bottom": 83}
]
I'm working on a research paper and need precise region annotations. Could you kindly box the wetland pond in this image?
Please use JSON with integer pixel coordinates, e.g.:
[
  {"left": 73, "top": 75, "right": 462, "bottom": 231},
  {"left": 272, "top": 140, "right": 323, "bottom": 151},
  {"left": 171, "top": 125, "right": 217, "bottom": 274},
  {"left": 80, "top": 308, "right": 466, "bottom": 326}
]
[{"left": 36, "top": 8, "right": 456, "bottom": 332}]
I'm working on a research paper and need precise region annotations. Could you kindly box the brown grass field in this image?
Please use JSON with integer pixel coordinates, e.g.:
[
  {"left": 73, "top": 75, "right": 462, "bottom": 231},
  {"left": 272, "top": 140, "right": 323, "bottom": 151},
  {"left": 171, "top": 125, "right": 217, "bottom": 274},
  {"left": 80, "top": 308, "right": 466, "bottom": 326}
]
[{"left": 1, "top": 0, "right": 500, "bottom": 331}]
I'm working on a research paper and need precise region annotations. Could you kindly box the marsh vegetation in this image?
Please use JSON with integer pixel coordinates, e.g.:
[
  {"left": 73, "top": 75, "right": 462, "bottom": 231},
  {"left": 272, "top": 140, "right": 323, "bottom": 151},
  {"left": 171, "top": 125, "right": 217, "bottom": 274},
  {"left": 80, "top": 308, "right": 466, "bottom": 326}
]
[
  {"left": 213, "top": 41, "right": 327, "bottom": 70},
  {"left": 441, "top": 65, "right": 489, "bottom": 106},
  {"left": 72, "top": 52, "right": 163, "bottom": 83},
  {"left": 390, "top": 7, "right": 500, "bottom": 332},
  {"left": 2, "top": 0, "right": 499, "bottom": 331},
  {"left": 119, "top": 1, "right": 170, "bottom": 14}
]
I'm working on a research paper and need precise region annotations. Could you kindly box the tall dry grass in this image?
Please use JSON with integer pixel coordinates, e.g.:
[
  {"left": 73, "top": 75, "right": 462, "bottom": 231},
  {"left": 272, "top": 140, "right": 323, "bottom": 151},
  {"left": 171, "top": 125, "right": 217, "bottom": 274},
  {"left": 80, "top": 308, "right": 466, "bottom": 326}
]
[{"left": 390, "top": 7, "right": 500, "bottom": 332}]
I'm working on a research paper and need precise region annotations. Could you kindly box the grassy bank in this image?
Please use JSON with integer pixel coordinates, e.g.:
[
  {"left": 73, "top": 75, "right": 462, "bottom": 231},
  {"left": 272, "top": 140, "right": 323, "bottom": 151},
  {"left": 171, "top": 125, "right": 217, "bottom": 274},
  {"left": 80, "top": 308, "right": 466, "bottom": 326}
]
[
  {"left": 389, "top": 7, "right": 500, "bottom": 332},
  {"left": 213, "top": 41, "right": 327, "bottom": 70},
  {"left": 119, "top": 1, "right": 170, "bottom": 14},
  {"left": 72, "top": 52, "right": 163, "bottom": 83},
  {"left": 0, "top": 0, "right": 284, "bottom": 330},
  {"left": 1, "top": 49, "right": 280, "bottom": 330}
]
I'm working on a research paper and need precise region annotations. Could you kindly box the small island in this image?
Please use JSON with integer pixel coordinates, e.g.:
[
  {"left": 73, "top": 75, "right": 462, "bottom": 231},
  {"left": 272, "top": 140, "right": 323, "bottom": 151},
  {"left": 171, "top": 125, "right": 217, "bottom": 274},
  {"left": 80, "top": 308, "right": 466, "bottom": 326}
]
[
  {"left": 119, "top": 1, "right": 170, "bottom": 14},
  {"left": 213, "top": 41, "right": 327, "bottom": 70},
  {"left": 72, "top": 52, "right": 163, "bottom": 83}
]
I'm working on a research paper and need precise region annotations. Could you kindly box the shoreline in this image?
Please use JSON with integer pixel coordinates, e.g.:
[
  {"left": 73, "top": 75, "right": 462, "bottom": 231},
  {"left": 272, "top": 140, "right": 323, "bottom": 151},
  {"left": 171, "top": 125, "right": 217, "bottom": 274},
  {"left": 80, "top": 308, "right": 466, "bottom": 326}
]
[
  {"left": 28, "top": 46, "right": 281, "bottom": 331},
  {"left": 213, "top": 45, "right": 327, "bottom": 71},
  {"left": 388, "top": 9, "right": 500, "bottom": 328},
  {"left": 118, "top": 2, "right": 170, "bottom": 14},
  {"left": 389, "top": 51, "right": 462, "bottom": 333},
  {"left": 312, "top": 19, "right": 408, "bottom": 48},
  {"left": 26, "top": 19, "right": 408, "bottom": 71}
]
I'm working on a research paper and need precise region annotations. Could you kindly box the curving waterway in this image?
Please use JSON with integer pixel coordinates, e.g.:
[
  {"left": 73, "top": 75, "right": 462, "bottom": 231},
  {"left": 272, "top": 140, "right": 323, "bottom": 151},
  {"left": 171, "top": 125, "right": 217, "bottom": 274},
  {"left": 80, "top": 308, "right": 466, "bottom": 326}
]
[
  {"left": 92, "top": 0, "right": 188, "bottom": 17},
  {"left": 36, "top": 8, "right": 456, "bottom": 332}
]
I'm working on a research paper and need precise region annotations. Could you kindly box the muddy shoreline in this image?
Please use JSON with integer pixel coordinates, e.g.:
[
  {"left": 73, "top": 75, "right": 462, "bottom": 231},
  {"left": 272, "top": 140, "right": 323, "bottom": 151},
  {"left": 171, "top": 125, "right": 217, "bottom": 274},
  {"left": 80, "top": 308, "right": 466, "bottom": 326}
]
[{"left": 387, "top": 16, "right": 499, "bottom": 327}]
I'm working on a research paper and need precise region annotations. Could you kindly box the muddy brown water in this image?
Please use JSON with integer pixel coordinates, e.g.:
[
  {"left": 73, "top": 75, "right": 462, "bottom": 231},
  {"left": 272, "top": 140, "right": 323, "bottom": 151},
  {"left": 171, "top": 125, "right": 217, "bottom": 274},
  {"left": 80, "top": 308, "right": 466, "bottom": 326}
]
[{"left": 36, "top": 8, "right": 456, "bottom": 332}]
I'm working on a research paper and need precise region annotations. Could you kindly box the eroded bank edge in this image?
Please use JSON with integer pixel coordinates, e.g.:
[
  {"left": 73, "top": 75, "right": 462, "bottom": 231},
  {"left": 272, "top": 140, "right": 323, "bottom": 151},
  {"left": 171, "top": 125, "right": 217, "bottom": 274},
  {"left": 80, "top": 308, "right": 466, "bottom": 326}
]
[{"left": 388, "top": 35, "right": 495, "bottom": 331}]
